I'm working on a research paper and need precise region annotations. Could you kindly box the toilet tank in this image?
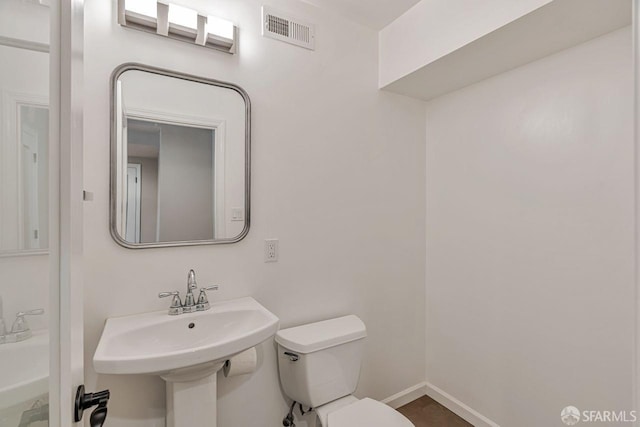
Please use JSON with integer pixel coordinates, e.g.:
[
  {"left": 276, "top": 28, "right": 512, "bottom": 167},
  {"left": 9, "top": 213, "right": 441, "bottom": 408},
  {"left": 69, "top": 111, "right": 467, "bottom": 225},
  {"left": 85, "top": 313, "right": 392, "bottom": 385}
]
[{"left": 275, "top": 315, "right": 367, "bottom": 408}]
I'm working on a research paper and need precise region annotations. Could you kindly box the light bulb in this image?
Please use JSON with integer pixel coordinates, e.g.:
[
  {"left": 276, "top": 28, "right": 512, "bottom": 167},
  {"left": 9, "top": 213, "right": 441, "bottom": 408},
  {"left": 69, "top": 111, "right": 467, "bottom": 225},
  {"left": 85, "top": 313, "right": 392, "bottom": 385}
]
[
  {"left": 125, "top": 0, "right": 157, "bottom": 18},
  {"left": 168, "top": 3, "right": 198, "bottom": 29},
  {"left": 206, "top": 15, "right": 234, "bottom": 40}
]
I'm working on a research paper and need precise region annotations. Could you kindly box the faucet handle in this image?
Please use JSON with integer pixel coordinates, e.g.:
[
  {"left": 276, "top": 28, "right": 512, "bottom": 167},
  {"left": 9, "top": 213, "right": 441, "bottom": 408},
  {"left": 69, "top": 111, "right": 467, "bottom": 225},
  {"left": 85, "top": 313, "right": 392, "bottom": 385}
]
[
  {"left": 158, "top": 291, "right": 179, "bottom": 298},
  {"left": 196, "top": 285, "right": 219, "bottom": 311},
  {"left": 159, "top": 291, "right": 183, "bottom": 315},
  {"left": 17, "top": 309, "right": 45, "bottom": 317}
]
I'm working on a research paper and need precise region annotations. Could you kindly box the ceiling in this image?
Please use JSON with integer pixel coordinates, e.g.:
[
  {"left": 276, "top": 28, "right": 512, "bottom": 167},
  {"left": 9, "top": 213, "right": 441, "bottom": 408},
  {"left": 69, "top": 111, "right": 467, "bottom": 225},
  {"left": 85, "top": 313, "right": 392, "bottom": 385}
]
[{"left": 300, "top": 0, "right": 422, "bottom": 30}]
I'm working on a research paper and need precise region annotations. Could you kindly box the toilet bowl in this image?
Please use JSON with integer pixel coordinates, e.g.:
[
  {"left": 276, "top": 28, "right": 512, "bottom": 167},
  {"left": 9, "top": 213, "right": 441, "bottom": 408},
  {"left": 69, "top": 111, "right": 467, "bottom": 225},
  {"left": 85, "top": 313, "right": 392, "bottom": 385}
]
[{"left": 275, "top": 315, "right": 414, "bottom": 427}]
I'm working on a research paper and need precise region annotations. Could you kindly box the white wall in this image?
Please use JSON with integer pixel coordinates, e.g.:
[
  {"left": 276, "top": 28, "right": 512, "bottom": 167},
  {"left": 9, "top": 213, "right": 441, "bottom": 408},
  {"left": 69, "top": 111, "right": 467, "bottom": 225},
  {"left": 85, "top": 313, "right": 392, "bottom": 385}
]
[
  {"left": 157, "top": 125, "right": 214, "bottom": 242},
  {"left": 83, "top": 1, "right": 426, "bottom": 426},
  {"left": 0, "top": 255, "right": 48, "bottom": 332},
  {"left": 0, "top": 0, "right": 49, "bottom": 45},
  {"left": 424, "top": 27, "right": 634, "bottom": 426},
  {"left": 378, "top": 0, "right": 551, "bottom": 88}
]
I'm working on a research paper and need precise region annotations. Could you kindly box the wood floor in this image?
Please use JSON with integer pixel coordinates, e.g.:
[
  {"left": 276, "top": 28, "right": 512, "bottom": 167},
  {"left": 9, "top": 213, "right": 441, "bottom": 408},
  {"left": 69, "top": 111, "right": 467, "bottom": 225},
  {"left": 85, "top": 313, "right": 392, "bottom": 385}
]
[{"left": 397, "top": 396, "right": 473, "bottom": 427}]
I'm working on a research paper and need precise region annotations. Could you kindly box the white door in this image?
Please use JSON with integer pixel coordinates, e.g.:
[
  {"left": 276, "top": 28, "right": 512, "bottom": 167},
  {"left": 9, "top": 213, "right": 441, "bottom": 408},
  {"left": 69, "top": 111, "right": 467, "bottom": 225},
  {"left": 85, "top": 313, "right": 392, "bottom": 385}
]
[
  {"left": 0, "top": 0, "right": 92, "bottom": 425},
  {"left": 125, "top": 164, "right": 142, "bottom": 243},
  {"left": 21, "top": 126, "right": 40, "bottom": 249},
  {"left": 52, "top": 0, "right": 86, "bottom": 425}
]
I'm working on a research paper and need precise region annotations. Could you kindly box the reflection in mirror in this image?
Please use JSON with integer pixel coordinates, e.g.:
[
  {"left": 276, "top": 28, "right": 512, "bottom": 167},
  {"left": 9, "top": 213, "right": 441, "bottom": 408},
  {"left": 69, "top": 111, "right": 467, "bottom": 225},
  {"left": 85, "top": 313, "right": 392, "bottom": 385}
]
[
  {"left": 112, "top": 65, "right": 250, "bottom": 248},
  {"left": 0, "top": 0, "right": 51, "bottom": 424},
  {"left": 127, "top": 120, "right": 217, "bottom": 243}
]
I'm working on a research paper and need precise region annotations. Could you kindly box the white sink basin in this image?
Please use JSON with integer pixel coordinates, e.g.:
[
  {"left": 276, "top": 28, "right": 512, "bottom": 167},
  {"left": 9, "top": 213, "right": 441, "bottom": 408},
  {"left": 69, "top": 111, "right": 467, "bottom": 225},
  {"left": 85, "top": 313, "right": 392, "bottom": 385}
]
[{"left": 93, "top": 297, "right": 279, "bottom": 377}]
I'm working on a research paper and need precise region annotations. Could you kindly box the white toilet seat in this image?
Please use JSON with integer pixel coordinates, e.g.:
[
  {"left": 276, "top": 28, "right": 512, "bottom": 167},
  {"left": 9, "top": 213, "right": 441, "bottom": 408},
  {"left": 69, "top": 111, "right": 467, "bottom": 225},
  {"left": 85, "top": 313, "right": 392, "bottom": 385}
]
[{"left": 325, "top": 398, "right": 414, "bottom": 427}]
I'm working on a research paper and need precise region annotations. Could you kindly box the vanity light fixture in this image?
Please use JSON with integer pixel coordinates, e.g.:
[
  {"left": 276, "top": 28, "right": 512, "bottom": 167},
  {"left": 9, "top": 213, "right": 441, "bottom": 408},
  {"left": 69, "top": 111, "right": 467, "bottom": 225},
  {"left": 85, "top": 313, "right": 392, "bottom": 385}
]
[{"left": 117, "top": 0, "right": 237, "bottom": 54}]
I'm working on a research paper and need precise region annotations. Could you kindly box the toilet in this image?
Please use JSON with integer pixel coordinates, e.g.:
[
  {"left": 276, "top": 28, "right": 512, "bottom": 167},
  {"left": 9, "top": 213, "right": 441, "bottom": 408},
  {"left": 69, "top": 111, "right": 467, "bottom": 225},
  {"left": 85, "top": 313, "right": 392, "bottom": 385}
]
[{"left": 275, "top": 315, "right": 415, "bottom": 427}]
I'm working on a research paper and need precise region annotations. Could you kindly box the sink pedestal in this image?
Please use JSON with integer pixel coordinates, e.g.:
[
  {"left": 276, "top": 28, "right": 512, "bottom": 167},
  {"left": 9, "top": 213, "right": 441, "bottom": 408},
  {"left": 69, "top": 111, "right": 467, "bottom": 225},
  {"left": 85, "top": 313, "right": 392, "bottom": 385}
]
[
  {"left": 92, "top": 297, "right": 279, "bottom": 426},
  {"left": 163, "top": 362, "right": 225, "bottom": 427}
]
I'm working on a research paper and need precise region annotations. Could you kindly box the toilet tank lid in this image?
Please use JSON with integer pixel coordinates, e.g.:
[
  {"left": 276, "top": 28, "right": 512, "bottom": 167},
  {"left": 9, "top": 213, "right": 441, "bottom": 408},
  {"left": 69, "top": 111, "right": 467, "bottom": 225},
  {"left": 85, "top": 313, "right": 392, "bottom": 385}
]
[{"left": 275, "top": 315, "right": 366, "bottom": 354}]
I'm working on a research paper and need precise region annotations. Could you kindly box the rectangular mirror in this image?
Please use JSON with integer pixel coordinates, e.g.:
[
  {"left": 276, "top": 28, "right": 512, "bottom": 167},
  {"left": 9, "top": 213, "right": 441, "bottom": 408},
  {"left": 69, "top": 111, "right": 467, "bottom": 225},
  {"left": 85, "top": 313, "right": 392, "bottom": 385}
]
[{"left": 111, "top": 64, "right": 250, "bottom": 248}]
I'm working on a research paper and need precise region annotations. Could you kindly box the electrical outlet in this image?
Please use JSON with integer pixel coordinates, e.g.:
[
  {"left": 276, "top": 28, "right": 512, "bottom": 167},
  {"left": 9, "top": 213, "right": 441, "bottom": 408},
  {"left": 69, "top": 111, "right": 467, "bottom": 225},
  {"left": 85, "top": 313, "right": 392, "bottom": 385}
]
[
  {"left": 264, "top": 239, "right": 278, "bottom": 262},
  {"left": 231, "top": 207, "right": 244, "bottom": 221}
]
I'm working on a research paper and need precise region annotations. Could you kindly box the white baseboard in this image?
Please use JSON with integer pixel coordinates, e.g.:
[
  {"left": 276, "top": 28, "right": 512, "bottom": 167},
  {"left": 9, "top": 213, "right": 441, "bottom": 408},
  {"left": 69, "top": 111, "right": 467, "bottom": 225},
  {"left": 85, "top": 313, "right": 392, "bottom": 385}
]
[
  {"left": 425, "top": 382, "right": 501, "bottom": 427},
  {"left": 382, "top": 382, "right": 428, "bottom": 409},
  {"left": 380, "top": 381, "right": 500, "bottom": 427}
]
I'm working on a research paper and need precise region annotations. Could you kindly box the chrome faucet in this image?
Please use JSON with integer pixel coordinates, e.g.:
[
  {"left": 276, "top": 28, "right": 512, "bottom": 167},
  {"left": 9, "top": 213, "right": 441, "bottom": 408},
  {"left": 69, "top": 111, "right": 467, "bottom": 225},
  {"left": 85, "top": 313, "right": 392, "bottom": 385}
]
[
  {"left": 9, "top": 309, "right": 44, "bottom": 342},
  {"left": 183, "top": 269, "right": 198, "bottom": 313},
  {"left": 0, "top": 296, "right": 44, "bottom": 344},
  {"left": 159, "top": 269, "right": 219, "bottom": 315}
]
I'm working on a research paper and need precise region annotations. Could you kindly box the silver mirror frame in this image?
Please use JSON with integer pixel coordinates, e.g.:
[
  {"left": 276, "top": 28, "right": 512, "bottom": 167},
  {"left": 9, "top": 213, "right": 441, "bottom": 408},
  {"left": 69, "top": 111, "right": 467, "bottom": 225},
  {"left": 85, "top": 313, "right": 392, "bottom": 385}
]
[{"left": 109, "top": 63, "right": 251, "bottom": 249}]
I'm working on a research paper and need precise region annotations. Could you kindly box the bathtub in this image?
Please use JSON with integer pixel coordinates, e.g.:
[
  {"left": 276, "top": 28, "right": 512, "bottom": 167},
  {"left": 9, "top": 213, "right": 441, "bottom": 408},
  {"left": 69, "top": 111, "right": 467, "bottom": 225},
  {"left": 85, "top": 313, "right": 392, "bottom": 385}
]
[{"left": 0, "top": 330, "right": 49, "bottom": 426}]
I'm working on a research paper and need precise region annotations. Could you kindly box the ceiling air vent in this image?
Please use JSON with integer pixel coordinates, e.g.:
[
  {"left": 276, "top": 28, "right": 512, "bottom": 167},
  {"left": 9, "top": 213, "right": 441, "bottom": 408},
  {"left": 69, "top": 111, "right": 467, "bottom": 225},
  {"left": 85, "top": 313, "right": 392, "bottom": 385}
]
[{"left": 262, "top": 6, "right": 315, "bottom": 50}]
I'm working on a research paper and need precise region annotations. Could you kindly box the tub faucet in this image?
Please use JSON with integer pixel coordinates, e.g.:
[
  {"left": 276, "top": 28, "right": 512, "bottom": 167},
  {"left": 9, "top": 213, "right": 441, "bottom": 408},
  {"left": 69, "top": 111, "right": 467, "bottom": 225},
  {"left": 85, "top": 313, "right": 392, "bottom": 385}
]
[
  {"left": 18, "top": 401, "right": 48, "bottom": 427},
  {"left": 0, "top": 304, "right": 44, "bottom": 344},
  {"left": 9, "top": 309, "right": 44, "bottom": 342}
]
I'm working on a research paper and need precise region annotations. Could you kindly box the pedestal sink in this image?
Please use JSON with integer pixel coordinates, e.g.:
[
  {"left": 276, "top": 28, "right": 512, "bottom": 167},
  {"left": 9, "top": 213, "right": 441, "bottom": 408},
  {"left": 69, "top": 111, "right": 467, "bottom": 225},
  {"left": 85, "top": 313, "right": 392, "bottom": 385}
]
[{"left": 93, "top": 297, "right": 279, "bottom": 427}]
